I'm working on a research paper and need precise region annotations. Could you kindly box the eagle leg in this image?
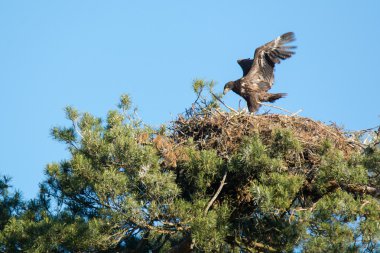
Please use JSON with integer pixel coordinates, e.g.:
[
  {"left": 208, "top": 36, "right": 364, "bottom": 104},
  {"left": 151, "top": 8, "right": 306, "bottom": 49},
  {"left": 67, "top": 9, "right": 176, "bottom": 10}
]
[{"left": 247, "top": 95, "right": 260, "bottom": 113}]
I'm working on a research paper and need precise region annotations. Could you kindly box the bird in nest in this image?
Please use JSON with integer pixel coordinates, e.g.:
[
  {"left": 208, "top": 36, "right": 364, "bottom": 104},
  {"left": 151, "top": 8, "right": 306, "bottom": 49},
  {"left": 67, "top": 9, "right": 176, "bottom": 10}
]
[{"left": 223, "top": 32, "right": 296, "bottom": 113}]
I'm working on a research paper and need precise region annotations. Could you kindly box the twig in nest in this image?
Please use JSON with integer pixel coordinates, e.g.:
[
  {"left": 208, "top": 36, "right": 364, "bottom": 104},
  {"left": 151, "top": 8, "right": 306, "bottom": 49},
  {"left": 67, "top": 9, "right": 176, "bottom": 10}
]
[
  {"left": 258, "top": 102, "right": 302, "bottom": 116},
  {"left": 291, "top": 109, "right": 303, "bottom": 116},
  {"left": 204, "top": 171, "right": 227, "bottom": 215},
  {"left": 211, "top": 92, "right": 237, "bottom": 113},
  {"left": 214, "top": 108, "right": 227, "bottom": 118}
]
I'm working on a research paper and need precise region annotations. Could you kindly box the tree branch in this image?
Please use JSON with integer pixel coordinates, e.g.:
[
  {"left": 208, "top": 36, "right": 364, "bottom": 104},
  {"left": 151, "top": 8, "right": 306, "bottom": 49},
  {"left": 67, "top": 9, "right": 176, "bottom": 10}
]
[
  {"left": 235, "top": 237, "right": 278, "bottom": 252},
  {"left": 211, "top": 92, "right": 237, "bottom": 113},
  {"left": 258, "top": 102, "right": 302, "bottom": 116},
  {"left": 204, "top": 171, "right": 227, "bottom": 215},
  {"left": 328, "top": 181, "right": 380, "bottom": 198}
]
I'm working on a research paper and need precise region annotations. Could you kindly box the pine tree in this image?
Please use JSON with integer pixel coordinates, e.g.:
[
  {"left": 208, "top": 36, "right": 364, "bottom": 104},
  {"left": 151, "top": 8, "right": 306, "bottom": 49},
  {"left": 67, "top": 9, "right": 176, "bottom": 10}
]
[{"left": 1, "top": 81, "right": 379, "bottom": 252}]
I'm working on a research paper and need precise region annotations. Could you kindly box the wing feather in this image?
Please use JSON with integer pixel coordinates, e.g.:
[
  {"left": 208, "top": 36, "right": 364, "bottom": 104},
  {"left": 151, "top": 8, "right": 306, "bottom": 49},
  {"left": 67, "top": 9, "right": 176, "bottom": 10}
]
[
  {"left": 246, "top": 32, "right": 296, "bottom": 83},
  {"left": 237, "top": 58, "right": 254, "bottom": 77}
]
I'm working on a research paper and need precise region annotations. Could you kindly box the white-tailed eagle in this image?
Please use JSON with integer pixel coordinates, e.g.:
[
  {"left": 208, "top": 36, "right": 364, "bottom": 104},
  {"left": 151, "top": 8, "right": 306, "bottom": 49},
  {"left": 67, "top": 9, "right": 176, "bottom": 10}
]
[{"left": 223, "top": 32, "right": 296, "bottom": 113}]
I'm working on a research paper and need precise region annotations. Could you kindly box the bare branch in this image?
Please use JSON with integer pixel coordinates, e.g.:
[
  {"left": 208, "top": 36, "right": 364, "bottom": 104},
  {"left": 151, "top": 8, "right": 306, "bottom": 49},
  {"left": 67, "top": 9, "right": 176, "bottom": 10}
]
[
  {"left": 258, "top": 102, "right": 302, "bottom": 116},
  {"left": 211, "top": 92, "right": 238, "bottom": 113},
  {"left": 204, "top": 171, "right": 227, "bottom": 215}
]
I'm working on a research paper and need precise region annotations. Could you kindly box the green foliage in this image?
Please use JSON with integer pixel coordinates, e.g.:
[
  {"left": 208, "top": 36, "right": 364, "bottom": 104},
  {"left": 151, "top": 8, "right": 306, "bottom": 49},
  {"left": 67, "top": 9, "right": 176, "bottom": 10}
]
[
  {"left": 315, "top": 148, "right": 368, "bottom": 195},
  {"left": 363, "top": 147, "right": 380, "bottom": 186},
  {"left": 250, "top": 172, "right": 305, "bottom": 212},
  {"left": 192, "top": 79, "right": 206, "bottom": 94},
  {"left": 190, "top": 201, "right": 231, "bottom": 251},
  {"left": 0, "top": 176, "right": 23, "bottom": 232},
  {"left": 359, "top": 196, "right": 380, "bottom": 251},
  {"left": 168, "top": 198, "right": 232, "bottom": 251},
  {"left": 51, "top": 126, "right": 76, "bottom": 144},
  {"left": 180, "top": 148, "right": 224, "bottom": 196},
  {"left": 304, "top": 190, "right": 362, "bottom": 252},
  {"left": 65, "top": 106, "right": 79, "bottom": 122},
  {"left": 231, "top": 135, "right": 284, "bottom": 174},
  {"left": 190, "top": 79, "right": 221, "bottom": 114},
  {"left": 1, "top": 92, "right": 379, "bottom": 252},
  {"left": 0, "top": 209, "right": 110, "bottom": 252},
  {"left": 118, "top": 93, "right": 132, "bottom": 111},
  {"left": 270, "top": 128, "right": 302, "bottom": 158}
]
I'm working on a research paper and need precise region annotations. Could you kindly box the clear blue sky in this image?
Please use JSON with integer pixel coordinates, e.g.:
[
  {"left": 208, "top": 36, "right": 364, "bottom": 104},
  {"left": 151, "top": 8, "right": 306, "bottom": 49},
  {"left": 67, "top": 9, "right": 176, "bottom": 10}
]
[{"left": 1, "top": 1, "right": 379, "bottom": 199}]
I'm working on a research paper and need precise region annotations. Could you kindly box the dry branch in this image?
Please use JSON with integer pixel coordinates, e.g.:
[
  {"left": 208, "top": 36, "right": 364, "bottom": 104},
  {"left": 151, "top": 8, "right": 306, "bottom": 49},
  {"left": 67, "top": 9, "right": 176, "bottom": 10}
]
[
  {"left": 258, "top": 101, "right": 302, "bottom": 116},
  {"left": 204, "top": 171, "right": 227, "bottom": 215},
  {"left": 211, "top": 92, "right": 237, "bottom": 113}
]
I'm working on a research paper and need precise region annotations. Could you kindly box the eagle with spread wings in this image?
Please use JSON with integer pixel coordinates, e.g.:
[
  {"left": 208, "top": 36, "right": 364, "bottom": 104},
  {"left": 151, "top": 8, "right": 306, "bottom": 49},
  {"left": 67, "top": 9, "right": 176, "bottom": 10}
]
[{"left": 223, "top": 32, "right": 296, "bottom": 113}]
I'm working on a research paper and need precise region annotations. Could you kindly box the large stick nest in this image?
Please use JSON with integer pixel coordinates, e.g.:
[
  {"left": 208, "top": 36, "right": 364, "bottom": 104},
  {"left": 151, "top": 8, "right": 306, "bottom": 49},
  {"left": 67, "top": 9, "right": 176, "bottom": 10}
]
[{"left": 170, "top": 111, "right": 361, "bottom": 168}]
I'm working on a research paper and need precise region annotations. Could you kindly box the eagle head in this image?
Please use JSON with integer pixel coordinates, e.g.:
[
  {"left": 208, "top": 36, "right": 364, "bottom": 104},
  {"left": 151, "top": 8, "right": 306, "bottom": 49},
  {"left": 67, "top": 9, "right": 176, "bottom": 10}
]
[{"left": 223, "top": 81, "right": 235, "bottom": 95}]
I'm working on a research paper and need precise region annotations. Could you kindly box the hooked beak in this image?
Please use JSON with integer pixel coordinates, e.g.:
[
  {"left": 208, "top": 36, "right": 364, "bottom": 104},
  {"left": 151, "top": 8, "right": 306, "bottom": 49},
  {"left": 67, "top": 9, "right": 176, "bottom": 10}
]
[{"left": 223, "top": 87, "right": 230, "bottom": 95}]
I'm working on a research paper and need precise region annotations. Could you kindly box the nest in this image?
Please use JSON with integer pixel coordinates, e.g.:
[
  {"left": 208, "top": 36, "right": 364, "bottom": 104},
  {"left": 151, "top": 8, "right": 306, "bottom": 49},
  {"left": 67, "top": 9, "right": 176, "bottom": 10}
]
[{"left": 170, "top": 111, "right": 361, "bottom": 169}]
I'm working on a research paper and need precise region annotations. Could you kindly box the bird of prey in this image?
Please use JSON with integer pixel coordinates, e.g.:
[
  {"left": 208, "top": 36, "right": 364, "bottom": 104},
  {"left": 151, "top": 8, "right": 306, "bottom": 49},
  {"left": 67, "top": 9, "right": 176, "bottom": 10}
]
[{"left": 223, "top": 32, "right": 296, "bottom": 113}]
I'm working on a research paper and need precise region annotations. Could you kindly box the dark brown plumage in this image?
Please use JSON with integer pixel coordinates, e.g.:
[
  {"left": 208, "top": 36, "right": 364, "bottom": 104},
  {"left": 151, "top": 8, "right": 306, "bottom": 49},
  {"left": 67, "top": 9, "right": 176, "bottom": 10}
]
[{"left": 224, "top": 32, "right": 296, "bottom": 113}]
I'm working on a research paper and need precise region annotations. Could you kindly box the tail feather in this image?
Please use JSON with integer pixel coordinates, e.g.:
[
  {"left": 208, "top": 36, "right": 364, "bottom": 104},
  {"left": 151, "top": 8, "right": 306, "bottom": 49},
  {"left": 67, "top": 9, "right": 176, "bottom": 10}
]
[{"left": 264, "top": 93, "right": 287, "bottom": 103}]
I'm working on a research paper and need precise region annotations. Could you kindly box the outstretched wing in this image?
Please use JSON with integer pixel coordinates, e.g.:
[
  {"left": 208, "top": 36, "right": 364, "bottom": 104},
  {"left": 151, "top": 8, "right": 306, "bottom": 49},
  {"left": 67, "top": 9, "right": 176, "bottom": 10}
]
[
  {"left": 246, "top": 32, "right": 296, "bottom": 85},
  {"left": 237, "top": 58, "right": 254, "bottom": 77}
]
